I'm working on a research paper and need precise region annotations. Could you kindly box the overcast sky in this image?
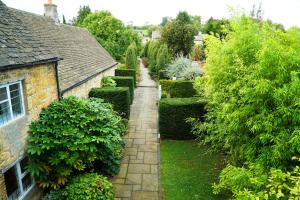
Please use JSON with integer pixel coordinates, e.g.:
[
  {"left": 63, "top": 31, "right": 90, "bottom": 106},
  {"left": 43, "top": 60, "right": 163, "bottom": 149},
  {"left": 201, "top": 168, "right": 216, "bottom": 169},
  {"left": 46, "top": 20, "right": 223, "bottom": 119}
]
[{"left": 2, "top": 0, "right": 300, "bottom": 29}]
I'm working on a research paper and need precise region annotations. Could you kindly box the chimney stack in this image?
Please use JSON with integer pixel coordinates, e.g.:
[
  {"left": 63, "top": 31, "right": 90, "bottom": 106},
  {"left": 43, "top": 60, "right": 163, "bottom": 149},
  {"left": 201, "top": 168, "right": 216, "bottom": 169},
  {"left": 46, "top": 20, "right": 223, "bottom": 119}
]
[{"left": 44, "top": 0, "right": 58, "bottom": 23}]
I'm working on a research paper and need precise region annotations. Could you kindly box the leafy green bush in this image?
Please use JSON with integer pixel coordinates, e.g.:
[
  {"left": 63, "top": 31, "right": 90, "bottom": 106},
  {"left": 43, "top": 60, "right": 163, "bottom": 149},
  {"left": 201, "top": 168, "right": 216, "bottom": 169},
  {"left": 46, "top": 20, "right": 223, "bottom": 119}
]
[
  {"left": 158, "top": 70, "right": 169, "bottom": 80},
  {"left": 89, "top": 87, "right": 130, "bottom": 118},
  {"left": 193, "top": 15, "right": 300, "bottom": 197},
  {"left": 160, "top": 80, "right": 197, "bottom": 98},
  {"left": 101, "top": 77, "right": 117, "bottom": 87},
  {"left": 27, "top": 97, "right": 126, "bottom": 189},
  {"left": 147, "top": 41, "right": 160, "bottom": 78},
  {"left": 125, "top": 42, "right": 138, "bottom": 69},
  {"left": 159, "top": 97, "right": 206, "bottom": 139},
  {"left": 156, "top": 44, "right": 171, "bottom": 72},
  {"left": 117, "top": 63, "right": 127, "bottom": 69},
  {"left": 115, "top": 69, "right": 136, "bottom": 87},
  {"left": 109, "top": 76, "right": 134, "bottom": 103},
  {"left": 42, "top": 173, "right": 114, "bottom": 200},
  {"left": 166, "top": 55, "right": 203, "bottom": 80}
]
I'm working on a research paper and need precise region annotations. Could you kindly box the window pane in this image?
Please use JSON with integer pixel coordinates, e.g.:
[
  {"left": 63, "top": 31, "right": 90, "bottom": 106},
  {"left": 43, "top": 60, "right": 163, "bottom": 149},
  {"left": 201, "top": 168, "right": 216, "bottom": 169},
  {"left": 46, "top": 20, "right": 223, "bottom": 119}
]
[
  {"left": 0, "top": 87, "right": 7, "bottom": 102},
  {"left": 0, "top": 101, "right": 12, "bottom": 125},
  {"left": 21, "top": 173, "right": 33, "bottom": 193},
  {"left": 4, "top": 167, "right": 21, "bottom": 200},
  {"left": 9, "top": 83, "right": 23, "bottom": 117},
  {"left": 20, "top": 157, "right": 29, "bottom": 174}
]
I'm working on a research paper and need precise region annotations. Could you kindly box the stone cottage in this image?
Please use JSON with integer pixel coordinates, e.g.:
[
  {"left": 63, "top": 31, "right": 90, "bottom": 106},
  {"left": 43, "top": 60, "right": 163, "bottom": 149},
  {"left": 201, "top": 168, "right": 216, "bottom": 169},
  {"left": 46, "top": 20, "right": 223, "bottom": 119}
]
[{"left": 0, "top": 1, "right": 117, "bottom": 199}]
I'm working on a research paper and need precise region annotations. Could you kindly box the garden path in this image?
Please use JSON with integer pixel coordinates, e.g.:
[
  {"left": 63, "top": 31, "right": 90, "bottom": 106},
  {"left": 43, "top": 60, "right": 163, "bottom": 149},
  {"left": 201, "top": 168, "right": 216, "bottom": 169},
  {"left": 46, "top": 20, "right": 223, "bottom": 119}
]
[{"left": 112, "top": 62, "right": 161, "bottom": 200}]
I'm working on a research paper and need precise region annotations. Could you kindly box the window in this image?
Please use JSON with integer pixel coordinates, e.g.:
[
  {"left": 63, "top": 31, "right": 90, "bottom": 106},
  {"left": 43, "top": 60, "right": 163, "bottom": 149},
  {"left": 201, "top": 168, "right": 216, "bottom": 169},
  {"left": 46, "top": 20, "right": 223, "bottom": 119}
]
[
  {"left": 0, "top": 81, "right": 24, "bottom": 126},
  {"left": 4, "top": 157, "right": 34, "bottom": 200}
]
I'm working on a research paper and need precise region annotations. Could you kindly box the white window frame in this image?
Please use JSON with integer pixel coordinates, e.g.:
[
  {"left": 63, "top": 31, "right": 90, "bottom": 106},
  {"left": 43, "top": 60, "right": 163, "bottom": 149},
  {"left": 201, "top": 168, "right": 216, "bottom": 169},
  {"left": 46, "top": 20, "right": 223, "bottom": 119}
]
[
  {"left": 0, "top": 81, "right": 25, "bottom": 127},
  {"left": 6, "top": 157, "right": 35, "bottom": 200}
]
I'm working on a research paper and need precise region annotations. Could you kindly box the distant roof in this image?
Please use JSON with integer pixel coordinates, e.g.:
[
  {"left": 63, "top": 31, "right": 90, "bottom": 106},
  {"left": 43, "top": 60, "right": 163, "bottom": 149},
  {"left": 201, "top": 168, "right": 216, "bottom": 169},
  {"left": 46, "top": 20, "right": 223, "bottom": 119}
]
[
  {"left": 9, "top": 7, "right": 117, "bottom": 93},
  {"left": 0, "top": 1, "right": 58, "bottom": 70}
]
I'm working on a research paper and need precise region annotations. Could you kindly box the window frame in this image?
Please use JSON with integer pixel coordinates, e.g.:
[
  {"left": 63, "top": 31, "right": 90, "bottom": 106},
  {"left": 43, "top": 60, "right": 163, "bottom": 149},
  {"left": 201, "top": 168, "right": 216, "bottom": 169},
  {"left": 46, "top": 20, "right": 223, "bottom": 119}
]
[
  {"left": 0, "top": 80, "right": 25, "bottom": 127},
  {"left": 5, "top": 157, "right": 35, "bottom": 200}
]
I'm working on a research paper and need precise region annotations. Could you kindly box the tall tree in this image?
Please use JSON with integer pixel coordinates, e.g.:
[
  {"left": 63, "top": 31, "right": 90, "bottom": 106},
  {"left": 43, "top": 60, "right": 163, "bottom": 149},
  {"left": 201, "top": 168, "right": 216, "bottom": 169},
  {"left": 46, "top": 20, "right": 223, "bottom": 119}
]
[
  {"left": 73, "top": 5, "right": 91, "bottom": 26},
  {"left": 62, "top": 15, "right": 67, "bottom": 24},
  {"left": 161, "top": 12, "right": 197, "bottom": 56},
  {"left": 161, "top": 16, "right": 169, "bottom": 27},
  {"left": 202, "top": 17, "right": 230, "bottom": 39}
]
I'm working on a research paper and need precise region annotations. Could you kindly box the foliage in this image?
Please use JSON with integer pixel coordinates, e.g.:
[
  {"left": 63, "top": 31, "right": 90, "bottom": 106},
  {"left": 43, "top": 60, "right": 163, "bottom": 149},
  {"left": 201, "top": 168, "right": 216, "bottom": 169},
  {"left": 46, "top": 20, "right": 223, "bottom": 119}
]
[
  {"left": 159, "top": 97, "right": 206, "bottom": 139},
  {"left": 141, "top": 41, "right": 150, "bottom": 58},
  {"left": 27, "top": 97, "right": 126, "bottom": 189},
  {"left": 80, "top": 11, "right": 141, "bottom": 60},
  {"left": 115, "top": 69, "right": 137, "bottom": 87},
  {"left": 63, "top": 173, "right": 114, "bottom": 200},
  {"left": 156, "top": 44, "right": 171, "bottom": 72},
  {"left": 159, "top": 80, "right": 197, "bottom": 98},
  {"left": 147, "top": 41, "right": 160, "bottom": 78},
  {"left": 166, "top": 55, "right": 203, "bottom": 80},
  {"left": 158, "top": 70, "right": 169, "bottom": 80},
  {"left": 72, "top": 5, "right": 91, "bottom": 26},
  {"left": 89, "top": 87, "right": 130, "bottom": 119},
  {"left": 191, "top": 44, "right": 205, "bottom": 61},
  {"left": 101, "top": 77, "right": 117, "bottom": 87},
  {"left": 125, "top": 42, "right": 138, "bottom": 69},
  {"left": 202, "top": 17, "right": 230, "bottom": 39},
  {"left": 43, "top": 173, "right": 114, "bottom": 200},
  {"left": 162, "top": 12, "right": 198, "bottom": 56},
  {"left": 109, "top": 76, "right": 134, "bottom": 103},
  {"left": 117, "top": 63, "right": 127, "bottom": 69},
  {"left": 161, "top": 140, "right": 228, "bottom": 200},
  {"left": 193, "top": 15, "right": 300, "bottom": 197}
]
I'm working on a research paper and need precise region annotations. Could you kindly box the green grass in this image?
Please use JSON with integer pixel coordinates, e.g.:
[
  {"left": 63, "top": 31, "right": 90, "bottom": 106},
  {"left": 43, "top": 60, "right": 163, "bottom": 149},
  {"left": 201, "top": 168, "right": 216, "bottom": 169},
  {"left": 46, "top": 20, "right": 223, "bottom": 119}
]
[{"left": 160, "top": 140, "right": 229, "bottom": 200}]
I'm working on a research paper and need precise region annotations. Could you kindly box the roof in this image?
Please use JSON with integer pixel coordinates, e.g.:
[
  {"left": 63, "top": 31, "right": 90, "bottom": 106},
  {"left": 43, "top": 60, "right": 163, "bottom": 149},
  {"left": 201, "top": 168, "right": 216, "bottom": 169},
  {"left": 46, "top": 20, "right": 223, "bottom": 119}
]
[
  {"left": 9, "top": 7, "right": 117, "bottom": 93},
  {"left": 0, "top": 1, "right": 58, "bottom": 70}
]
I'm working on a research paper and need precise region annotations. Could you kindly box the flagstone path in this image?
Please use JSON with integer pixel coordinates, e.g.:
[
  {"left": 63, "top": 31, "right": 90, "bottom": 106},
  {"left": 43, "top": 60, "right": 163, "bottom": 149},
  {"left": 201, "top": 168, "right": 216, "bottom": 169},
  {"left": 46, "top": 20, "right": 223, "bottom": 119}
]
[{"left": 111, "top": 63, "right": 161, "bottom": 200}]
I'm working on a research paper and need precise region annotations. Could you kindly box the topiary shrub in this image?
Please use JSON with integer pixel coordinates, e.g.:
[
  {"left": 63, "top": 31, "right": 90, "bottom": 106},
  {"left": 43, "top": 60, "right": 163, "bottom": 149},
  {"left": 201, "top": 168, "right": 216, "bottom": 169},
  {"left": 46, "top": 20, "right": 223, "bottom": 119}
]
[
  {"left": 159, "top": 80, "right": 197, "bottom": 98},
  {"left": 101, "top": 77, "right": 117, "bottom": 87},
  {"left": 109, "top": 76, "right": 134, "bottom": 103},
  {"left": 159, "top": 97, "right": 206, "bottom": 139},
  {"left": 89, "top": 87, "right": 130, "bottom": 119},
  {"left": 156, "top": 44, "right": 171, "bottom": 73},
  {"left": 27, "top": 96, "right": 126, "bottom": 189},
  {"left": 158, "top": 70, "right": 169, "bottom": 80},
  {"left": 148, "top": 41, "right": 160, "bottom": 78},
  {"left": 125, "top": 42, "right": 138, "bottom": 69},
  {"left": 115, "top": 69, "right": 136, "bottom": 87},
  {"left": 42, "top": 173, "right": 114, "bottom": 200}
]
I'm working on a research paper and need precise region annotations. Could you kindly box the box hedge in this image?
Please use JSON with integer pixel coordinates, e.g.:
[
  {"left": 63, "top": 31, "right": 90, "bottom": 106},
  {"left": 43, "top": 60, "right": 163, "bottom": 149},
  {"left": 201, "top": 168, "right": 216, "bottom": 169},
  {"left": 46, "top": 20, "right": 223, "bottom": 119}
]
[
  {"left": 158, "top": 70, "right": 169, "bottom": 80},
  {"left": 89, "top": 87, "right": 130, "bottom": 118},
  {"left": 109, "top": 76, "right": 134, "bottom": 103},
  {"left": 159, "top": 97, "right": 206, "bottom": 139},
  {"left": 115, "top": 69, "right": 136, "bottom": 87},
  {"left": 160, "top": 80, "right": 197, "bottom": 98}
]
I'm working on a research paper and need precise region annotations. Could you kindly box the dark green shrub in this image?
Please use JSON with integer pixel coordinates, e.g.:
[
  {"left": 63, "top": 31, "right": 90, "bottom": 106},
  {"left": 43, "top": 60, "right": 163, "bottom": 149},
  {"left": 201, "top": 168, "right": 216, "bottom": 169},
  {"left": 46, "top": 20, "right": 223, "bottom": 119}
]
[
  {"left": 160, "top": 80, "right": 196, "bottom": 98},
  {"left": 156, "top": 44, "right": 171, "bottom": 72},
  {"left": 42, "top": 173, "right": 114, "bottom": 200},
  {"left": 89, "top": 87, "right": 130, "bottom": 118},
  {"left": 159, "top": 97, "right": 206, "bottom": 139},
  {"left": 125, "top": 42, "right": 137, "bottom": 69},
  {"left": 148, "top": 41, "right": 160, "bottom": 78},
  {"left": 27, "top": 97, "right": 126, "bottom": 189},
  {"left": 109, "top": 76, "right": 134, "bottom": 103},
  {"left": 158, "top": 70, "right": 169, "bottom": 80},
  {"left": 115, "top": 69, "right": 136, "bottom": 87},
  {"left": 63, "top": 173, "right": 114, "bottom": 200}
]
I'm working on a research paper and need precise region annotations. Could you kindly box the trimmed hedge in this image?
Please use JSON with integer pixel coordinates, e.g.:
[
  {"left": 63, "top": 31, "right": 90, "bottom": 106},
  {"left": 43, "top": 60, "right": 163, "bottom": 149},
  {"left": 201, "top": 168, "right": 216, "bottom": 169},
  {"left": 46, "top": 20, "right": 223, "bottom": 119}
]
[
  {"left": 109, "top": 76, "right": 134, "bottom": 103},
  {"left": 89, "top": 87, "right": 130, "bottom": 118},
  {"left": 115, "top": 69, "right": 136, "bottom": 87},
  {"left": 158, "top": 70, "right": 169, "bottom": 80},
  {"left": 160, "top": 80, "right": 197, "bottom": 98},
  {"left": 159, "top": 97, "right": 206, "bottom": 139}
]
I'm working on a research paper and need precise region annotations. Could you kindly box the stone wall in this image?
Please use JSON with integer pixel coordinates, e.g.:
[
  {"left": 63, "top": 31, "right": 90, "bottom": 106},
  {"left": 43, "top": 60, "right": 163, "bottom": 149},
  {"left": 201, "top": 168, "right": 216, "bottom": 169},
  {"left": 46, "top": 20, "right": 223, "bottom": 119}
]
[
  {"left": 0, "top": 63, "right": 58, "bottom": 199},
  {"left": 63, "top": 66, "right": 116, "bottom": 98}
]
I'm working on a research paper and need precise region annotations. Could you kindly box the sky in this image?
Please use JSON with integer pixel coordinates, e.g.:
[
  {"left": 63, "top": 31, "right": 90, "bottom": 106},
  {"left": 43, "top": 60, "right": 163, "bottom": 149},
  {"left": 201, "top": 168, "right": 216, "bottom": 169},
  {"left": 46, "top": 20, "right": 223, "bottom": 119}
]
[{"left": 2, "top": 0, "right": 300, "bottom": 29}]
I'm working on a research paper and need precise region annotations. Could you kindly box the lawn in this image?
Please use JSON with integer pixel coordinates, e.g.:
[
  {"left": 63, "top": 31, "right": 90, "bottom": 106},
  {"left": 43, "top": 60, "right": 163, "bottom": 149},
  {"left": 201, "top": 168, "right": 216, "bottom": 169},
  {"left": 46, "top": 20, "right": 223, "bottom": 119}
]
[{"left": 160, "top": 140, "right": 228, "bottom": 200}]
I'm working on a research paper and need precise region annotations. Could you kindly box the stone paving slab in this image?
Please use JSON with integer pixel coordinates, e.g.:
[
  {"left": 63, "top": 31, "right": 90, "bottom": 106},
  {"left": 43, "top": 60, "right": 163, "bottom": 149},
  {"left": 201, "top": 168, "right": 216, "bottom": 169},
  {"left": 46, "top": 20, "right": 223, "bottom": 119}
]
[{"left": 111, "top": 63, "right": 160, "bottom": 200}]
